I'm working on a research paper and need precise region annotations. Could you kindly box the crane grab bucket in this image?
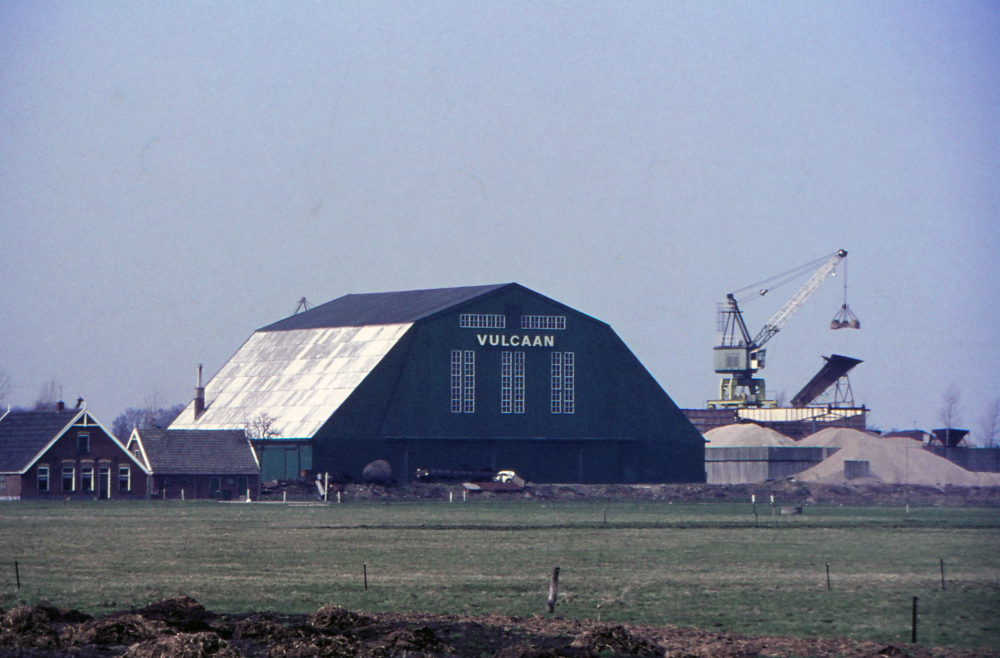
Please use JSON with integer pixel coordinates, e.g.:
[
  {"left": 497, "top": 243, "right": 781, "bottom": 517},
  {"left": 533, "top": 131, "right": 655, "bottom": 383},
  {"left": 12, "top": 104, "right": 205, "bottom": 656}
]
[{"left": 831, "top": 304, "right": 860, "bottom": 330}]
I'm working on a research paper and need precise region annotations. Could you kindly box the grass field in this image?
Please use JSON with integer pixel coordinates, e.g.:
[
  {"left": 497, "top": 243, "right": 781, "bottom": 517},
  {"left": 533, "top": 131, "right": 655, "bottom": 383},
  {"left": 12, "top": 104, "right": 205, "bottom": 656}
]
[{"left": 1, "top": 499, "right": 998, "bottom": 650}]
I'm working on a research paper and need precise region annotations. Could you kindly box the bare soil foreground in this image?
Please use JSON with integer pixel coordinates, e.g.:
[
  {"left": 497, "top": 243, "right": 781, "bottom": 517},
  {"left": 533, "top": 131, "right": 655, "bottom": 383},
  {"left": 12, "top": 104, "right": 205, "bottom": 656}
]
[{"left": 1, "top": 596, "right": 996, "bottom": 658}]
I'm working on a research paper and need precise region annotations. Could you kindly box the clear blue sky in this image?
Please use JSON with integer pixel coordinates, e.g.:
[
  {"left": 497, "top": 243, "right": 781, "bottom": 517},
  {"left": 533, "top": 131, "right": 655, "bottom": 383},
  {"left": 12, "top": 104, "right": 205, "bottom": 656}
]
[{"left": 1, "top": 1, "right": 997, "bottom": 439}]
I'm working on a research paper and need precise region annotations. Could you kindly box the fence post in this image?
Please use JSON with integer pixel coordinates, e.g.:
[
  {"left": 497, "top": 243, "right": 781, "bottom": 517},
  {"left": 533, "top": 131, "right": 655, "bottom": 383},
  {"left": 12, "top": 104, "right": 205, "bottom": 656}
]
[
  {"left": 912, "top": 596, "right": 919, "bottom": 643},
  {"left": 546, "top": 566, "right": 560, "bottom": 613}
]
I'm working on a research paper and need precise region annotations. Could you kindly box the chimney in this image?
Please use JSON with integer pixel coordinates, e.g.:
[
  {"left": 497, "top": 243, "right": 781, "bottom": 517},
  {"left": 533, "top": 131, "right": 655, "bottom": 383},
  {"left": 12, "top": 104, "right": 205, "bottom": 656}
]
[
  {"left": 194, "top": 364, "right": 205, "bottom": 419},
  {"left": 75, "top": 397, "right": 84, "bottom": 410},
  {"left": 56, "top": 400, "right": 65, "bottom": 412}
]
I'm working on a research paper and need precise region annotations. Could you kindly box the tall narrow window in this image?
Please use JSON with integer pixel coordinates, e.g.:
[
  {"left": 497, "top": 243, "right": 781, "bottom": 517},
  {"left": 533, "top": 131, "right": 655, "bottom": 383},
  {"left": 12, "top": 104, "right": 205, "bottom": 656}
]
[
  {"left": 62, "top": 466, "right": 75, "bottom": 492},
  {"left": 451, "top": 350, "right": 463, "bottom": 413},
  {"left": 37, "top": 466, "right": 49, "bottom": 492},
  {"left": 81, "top": 466, "right": 94, "bottom": 492},
  {"left": 513, "top": 351, "right": 525, "bottom": 414},
  {"left": 77, "top": 434, "right": 89, "bottom": 454},
  {"left": 502, "top": 352, "right": 524, "bottom": 414},
  {"left": 563, "top": 352, "right": 575, "bottom": 414},
  {"left": 463, "top": 350, "right": 475, "bottom": 413},
  {"left": 451, "top": 350, "right": 476, "bottom": 413},
  {"left": 501, "top": 352, "right": 512, "bottom": 414},
  {"left": 551, "top": 352, "right": 563, "bottom": 414},
  {"left": 551, "top": 352, "right": 575, "bottom": 414},
  {"left": 118, "top": 466, "right": 130, "bottom": 493}
]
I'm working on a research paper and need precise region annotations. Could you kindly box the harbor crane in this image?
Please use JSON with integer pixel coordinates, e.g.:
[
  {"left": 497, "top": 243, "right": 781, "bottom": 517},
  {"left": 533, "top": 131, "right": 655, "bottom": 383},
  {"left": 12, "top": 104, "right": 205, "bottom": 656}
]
[{"left": 708, "top": 249, "right": 857, "bottom": 409}]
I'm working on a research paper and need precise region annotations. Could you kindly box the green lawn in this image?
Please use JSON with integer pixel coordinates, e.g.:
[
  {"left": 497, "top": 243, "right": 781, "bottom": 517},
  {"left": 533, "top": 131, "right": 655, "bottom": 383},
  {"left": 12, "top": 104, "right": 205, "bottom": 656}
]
[{"left": 0, "top": 499, "right": 997, "bottom": 650}]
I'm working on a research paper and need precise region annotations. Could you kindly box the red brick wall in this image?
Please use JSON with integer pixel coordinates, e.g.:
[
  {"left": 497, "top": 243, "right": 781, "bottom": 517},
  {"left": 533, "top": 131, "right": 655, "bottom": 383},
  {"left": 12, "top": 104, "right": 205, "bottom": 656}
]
[
  {"left": 22, "top": 424, "right": 148, "bottom": 500},
  {"left": 152, "top": 473, "right": 260, "bottom": 500}
]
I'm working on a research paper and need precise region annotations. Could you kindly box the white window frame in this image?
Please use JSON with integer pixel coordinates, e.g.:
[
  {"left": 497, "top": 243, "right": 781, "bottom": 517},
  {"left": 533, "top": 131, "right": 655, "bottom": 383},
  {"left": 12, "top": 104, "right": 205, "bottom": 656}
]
[
  {"left": 77, "top": 433, "right": 90, "bottom": 455},
  {"left": 551, "top": 352, "right": 563, "bottom": 414},
  {"left": 460, "top": 314, "right": 506, "bottom": 328},
  {"left": 80, "top": 466, "right": 94, "bottom": 492},
  {"left": 501, "top": 352, "right": 512, "bottom": 414},
  {"left": 37, "top": 465, "right": 50, "bottom": 492},
  {"left": 522, "top": 315, "right": 566, "bottom": 330},
  {"left": 513, "top": 351, "right": 525, "bottom": 414},
  {"left": 451, "top": 350, "right": 463, "bottom": 413},
  {"left": 463, "top": 350, "right": 475, "bottom": 413},
  {"left": 62, "top": 465, "right": 75, "bottom": 492},
  {"left": 118, "top": 466, "right": 130, "bottom": 493},
  {"left": 563, "top": 352, "right": 575, "bottom": 414}
]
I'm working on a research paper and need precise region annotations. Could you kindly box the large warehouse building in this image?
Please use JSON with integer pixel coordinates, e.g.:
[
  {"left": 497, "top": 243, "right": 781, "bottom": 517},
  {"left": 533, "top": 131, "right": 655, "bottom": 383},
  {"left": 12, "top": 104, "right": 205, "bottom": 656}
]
[{"left": 170, "top": 284, "right": 705, "bottom": 484}]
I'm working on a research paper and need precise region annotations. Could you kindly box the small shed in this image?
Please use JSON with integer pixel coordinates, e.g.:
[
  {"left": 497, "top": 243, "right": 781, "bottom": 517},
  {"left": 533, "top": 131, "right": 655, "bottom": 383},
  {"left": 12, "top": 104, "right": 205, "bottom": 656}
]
[
  {"left": 127, "top": 428, "right": 260, "bottom": 500},
  {"left": 0, "top": 408, "right": 150, "bottom": 500}
]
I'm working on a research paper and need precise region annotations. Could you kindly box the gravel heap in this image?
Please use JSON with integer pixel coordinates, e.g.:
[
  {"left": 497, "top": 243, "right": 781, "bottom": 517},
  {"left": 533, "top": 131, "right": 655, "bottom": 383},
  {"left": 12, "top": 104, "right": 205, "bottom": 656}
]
[
  {"left": 704, "top": 423, "right": 796, "bottom": 447},
  {"left": 795, "top": 428, "right": 1000, "bottom": 486}
]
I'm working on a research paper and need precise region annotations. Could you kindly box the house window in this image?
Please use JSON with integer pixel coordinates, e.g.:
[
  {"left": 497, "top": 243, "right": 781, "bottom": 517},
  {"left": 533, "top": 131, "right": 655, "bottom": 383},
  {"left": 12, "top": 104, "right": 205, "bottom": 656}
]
[
  {"left": 77, "top": 434, "right": 90, "bottom": 454},
  {"left": 552, "top": 352, "right": 575, "bottom": 414},
  {"left": 0, "top": 475, "right": 5, "bottom": 491},
  {"left": 118, "top": 466, "right": 130, "bottom": 492},
  {"left": 460, "top": 314, "right": 505, "bottom": 328},
  {"left": 522, "top": 315, "right": 566, "bottom": 330},
  {"left": 37, "top": 466, "right": 50, "bottom": 492},
  {"left": 81, "top": 466, "right": 94, "bottom": 492},
  {"left": 62, "top": 466, "right": 75, "bottom": 492},
  {"left": 451, "top": 350, "right": 475, "bottom": 413}
]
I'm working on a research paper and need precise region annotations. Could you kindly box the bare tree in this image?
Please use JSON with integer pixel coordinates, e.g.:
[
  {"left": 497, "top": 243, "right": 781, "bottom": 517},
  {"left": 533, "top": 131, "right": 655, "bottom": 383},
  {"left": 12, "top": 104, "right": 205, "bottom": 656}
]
[
  {"left": 978, "top": 397, "right": 1000, "bottom": 448},
  {"left": 244, "top": 412, "right": 281, "bottom": 474},
  {"left": 34, "top": 379, "right": 62, "bottom": 411},
  {"left": 938, "top": 384, "right": 961, "bottom": 429}
]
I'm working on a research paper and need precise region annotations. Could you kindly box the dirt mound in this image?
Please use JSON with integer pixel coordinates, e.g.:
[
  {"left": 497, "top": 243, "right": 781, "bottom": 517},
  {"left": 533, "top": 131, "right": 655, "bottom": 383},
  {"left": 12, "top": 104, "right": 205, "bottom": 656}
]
[
  {"left": 704, "top": 423, "right": 796, "bottom": 447},
  {"left": 0, "top": 605, "right": 61, "bottom": 650},
  {"left": 797, "top": 429, "right": 1000, "bottom": 487},
  {"left": 63, "top": 613, "right": 169, "bottom": 646},
  {"left": 570, "top": 624, "right": 662, "bottom": 657},
  {"left": 133, "top": 596, "right": 217, "bottom": 632},
  {"left": 308, "top": 605, "right": 370, "bottom": 634},
  {"left": 122, "top": 631, "right": 239, "bottom": 658},
  {"left": 0, "top": 598, "right": 993, "bottom": 658}
]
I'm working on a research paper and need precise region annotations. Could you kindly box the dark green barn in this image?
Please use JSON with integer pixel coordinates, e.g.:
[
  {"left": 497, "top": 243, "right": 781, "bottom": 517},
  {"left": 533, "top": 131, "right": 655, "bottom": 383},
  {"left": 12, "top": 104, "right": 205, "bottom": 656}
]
[{"left": 171, "top": 284, "right": 705, "bottom": 484}]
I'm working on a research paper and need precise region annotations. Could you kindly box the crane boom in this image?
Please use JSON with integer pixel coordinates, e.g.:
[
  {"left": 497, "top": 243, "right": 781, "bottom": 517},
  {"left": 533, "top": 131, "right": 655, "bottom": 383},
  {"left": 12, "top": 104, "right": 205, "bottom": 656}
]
[{"left": 752, "top": 250, "right": 847, "bottom": 348}]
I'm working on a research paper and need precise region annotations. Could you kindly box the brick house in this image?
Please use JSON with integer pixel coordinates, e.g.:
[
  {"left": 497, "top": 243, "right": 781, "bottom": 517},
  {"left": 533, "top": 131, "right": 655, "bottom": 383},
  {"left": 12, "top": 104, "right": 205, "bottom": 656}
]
[
  {"left": 126, "top": 428, "right": 260, "bottom": 500},
  {"left": 0, "top": 407, "right": 150, "bottom": 500}
]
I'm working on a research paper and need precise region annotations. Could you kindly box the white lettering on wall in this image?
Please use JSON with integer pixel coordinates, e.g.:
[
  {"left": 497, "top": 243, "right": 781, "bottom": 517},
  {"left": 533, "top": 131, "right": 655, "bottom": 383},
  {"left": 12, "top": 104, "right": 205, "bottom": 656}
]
[{"left": 476, "top": 334, "right": 555, "bottom": 347}]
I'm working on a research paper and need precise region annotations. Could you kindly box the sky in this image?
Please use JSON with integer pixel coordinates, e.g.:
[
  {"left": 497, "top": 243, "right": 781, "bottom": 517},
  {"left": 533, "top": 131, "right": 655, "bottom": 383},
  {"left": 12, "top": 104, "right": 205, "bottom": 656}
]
[{"left": 1, "top": 1, "right": 998, "bottom": 441}]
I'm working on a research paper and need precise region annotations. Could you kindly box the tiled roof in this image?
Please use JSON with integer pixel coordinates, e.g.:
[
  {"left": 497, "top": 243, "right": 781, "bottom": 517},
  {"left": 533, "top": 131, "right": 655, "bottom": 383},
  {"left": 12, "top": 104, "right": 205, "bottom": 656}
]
[
  {"left": 258, "top": 284, "right": 510, "bottom": 332},
  {"left": 135, "top": 429, "right": 259, "bottom": 475},
  {"left": 0, "top": 411, "right": 79, "bottom": 473}
]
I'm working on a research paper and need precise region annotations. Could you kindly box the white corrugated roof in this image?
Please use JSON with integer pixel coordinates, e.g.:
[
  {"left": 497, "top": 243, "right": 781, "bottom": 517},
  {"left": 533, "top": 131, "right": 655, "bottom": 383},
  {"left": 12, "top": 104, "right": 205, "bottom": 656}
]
[{"left": 169, "top": 323, "right": 413, "bottom": 438}]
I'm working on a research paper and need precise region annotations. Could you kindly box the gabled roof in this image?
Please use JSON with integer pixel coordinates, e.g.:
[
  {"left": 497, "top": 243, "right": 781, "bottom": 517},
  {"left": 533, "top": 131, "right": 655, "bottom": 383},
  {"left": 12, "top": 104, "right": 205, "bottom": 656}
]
[
  {"left": 259, "top": 284, "right": 510, "bottom": 332},
  {"left": 132, "top": 429, "right": 259, "bottom": 475},
  {"left": 0, "top": 409, "right": 149, "bottom": 474}
]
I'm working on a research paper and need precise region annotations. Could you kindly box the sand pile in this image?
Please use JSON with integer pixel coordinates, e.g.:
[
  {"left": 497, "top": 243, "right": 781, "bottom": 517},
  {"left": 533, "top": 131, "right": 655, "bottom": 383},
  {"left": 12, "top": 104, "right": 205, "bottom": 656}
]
[
  {"left": 704, "top": 423, "right": 796, "bottom": 447},
  {"left": 795, "top": 428, "right": 1000, "bottom": 486}
]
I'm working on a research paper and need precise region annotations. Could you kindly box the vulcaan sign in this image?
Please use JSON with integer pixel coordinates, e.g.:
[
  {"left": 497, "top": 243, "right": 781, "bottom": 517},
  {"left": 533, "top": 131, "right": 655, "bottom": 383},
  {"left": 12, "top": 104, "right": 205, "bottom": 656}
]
[{"left": 477, "top": 334, "right": 555, "bottom": 347}]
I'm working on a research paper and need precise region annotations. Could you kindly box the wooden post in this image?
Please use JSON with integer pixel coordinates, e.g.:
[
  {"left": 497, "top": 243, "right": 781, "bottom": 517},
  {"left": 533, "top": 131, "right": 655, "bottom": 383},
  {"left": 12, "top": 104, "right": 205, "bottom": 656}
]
[
  {"left": 15, "top": 561, "right": 20, "bottom": 589},
  {"left": 181, "top": 488, "right": 185, "bottom": 501},
  {"left": 770, "top": 495, "right": 777, "bottom": 528},
  {"left": 752, "top": 494, "right": 758, "bottom": 526},
  {"left": 363, "top": 562, "right": 368, "bottom": 591},
  {"left": 826, "top": 563, "right": 831, "bottom": 590},
  {"left": 603, "top": 508, "right": 607, "bottom": 524},
  {"left": 324, "top": 473, "right": 329, "bottom": 503},
  {"left": 912, "top": 596, "right": 919, "bottom": 643},
  {"left": 337, "top": 490, "right": 341, "bottom": 504},
  {"left": 546, "top": 566, "right": 560, "bottom": 613},
  {"left": 449, "top": 491, "right": 453, "bottom": 503},
  {"left": 283, "top": 490, "right": 287, "bottom": 503},
  {"left": 940, "top": 558, "right": 945, "bottom": 590}
]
